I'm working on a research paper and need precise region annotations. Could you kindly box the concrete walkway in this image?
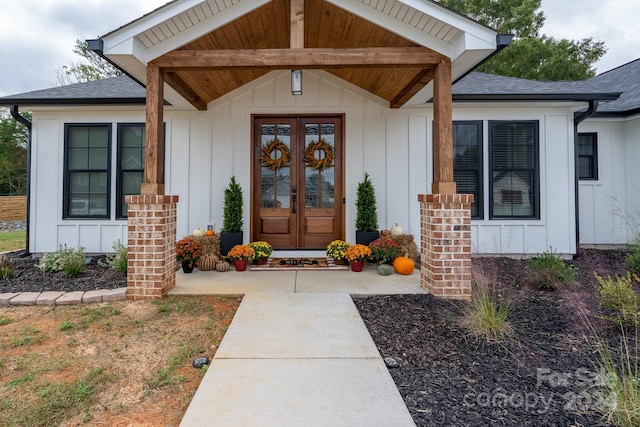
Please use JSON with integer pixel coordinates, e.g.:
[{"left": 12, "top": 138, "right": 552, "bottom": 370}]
[{"left": 180, "top": 292, "right": 416, "bottom": 426}]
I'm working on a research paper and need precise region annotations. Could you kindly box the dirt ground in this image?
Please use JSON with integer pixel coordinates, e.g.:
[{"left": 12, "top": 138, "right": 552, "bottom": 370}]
[{"left": 0, "top": 295, "right": 239, "bottom": 426}]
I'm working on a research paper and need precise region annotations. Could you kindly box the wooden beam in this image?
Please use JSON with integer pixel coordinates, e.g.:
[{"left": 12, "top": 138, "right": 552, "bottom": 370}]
[
  {"left": 390, "top": 68, "right": 434, "bottom": 109},
  {"left": 141, "top": 65, "right": 165, "bottom": 196},
  {"left": 290, "top": 0, "right": 304, "bottom": 49},
  {"left": 432, "top": 60, "right": 456, "bottom": 195},
  {"left": 151, "top": 47, "right": 446, "bottom": 69},
  {"left": 164, "top": 71, "right": 208, "bottom": 111}
]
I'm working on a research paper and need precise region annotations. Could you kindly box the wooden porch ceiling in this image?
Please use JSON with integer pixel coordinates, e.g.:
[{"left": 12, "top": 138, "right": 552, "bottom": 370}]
[{"left": 149, "top": 0, "right": 449, "bottom": 110}]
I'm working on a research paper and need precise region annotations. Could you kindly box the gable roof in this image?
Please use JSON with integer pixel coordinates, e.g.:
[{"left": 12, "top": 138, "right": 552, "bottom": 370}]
[
  {"left": 583, "top": 58, "right": 640, "bottom": 116},
  {"left": 91, "top": 0, "right": 502, "bottom": 109}
]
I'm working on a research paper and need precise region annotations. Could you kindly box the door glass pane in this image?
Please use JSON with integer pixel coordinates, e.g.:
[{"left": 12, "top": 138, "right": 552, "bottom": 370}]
[
  {"left": 304, "top": 123, "right": 335, "bottom": 208},
  {"left": 260, "top": 124, "right": 291, "bottom": 208}
]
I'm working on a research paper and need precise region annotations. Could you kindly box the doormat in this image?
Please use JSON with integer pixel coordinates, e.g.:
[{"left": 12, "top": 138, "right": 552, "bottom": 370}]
[{"left": 250, "top": 257, "right": 348, "bottom": 271}]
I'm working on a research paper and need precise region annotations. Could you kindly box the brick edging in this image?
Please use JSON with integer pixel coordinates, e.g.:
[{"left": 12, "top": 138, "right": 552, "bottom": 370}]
[{"left": 0, "top": 288, "right": 127, "bottom": 307}]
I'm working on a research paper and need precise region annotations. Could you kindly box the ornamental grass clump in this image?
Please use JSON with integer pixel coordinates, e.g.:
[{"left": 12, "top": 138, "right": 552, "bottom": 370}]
[
  {"left": 595, "top": 272, "right": 640, "bottom": 329},
  {"left": 326, "top": 240, "right": 350, "bottom": 261},
  {"left": 369, "top": 237, "right": 401, "bottom": 265},
  {"left": 525, "top": 249, "right": 576, "bottom": 290},
  {"left": 345, "top": 244, "right": 371, "bottom": 262},
  {"left": 175, "top": 238, "right": 203, "bottom": 265},
  {"left": 0, "top": 254, "right": 13, "bottom": 279},
  {"left": 227, "top": 244, "right": 254, "bottom": 261},
  {"left": 248, "top": 241, "right": 272, "bottom": 259}
]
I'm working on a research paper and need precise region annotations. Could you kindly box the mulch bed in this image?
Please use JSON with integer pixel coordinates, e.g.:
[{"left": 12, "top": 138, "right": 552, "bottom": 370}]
[{"left": 354, "top": 248, "right": 634, "bottom": 426}]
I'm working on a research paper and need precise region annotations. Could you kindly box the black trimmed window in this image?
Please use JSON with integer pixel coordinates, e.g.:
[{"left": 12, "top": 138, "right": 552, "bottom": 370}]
[
  {"left": 64, "top": 124, "right": 111, "bottom": 219},
  {"left": 453, "top": 121, "right": 483, "bottom": 219},
  {"left": 578, "top": 132, "right": 598, "bottom": 180},
  {"left": 489, "top": 121, "right": 539, "bottom": 219},
  {"left": 117, "top": 123, "right": 145, "bottom": 218}
]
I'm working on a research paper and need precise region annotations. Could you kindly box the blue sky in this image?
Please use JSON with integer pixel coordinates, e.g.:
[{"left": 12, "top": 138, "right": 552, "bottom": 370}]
[{"left": 0, "top": 0, "right": 637, "bottom": 97}]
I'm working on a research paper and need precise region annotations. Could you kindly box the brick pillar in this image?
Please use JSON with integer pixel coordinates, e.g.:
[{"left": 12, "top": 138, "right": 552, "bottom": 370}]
[
  {"left": 418, "top": 194, "right": 473, "bottom": 300},
  {"left": 125, "top": 195, "right": 179, "bottom": 300}
]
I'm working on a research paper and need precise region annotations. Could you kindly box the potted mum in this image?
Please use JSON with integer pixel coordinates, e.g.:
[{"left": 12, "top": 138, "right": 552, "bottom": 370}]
[
  {"left": 345, "top": 244, "right": 372, "bottom": 272},
  {"left": 249, "top": 241, "right": 272, "bottom": 265},
  {"left": 176, "top": 237, "right": 203, "bottom": 273},
  {"left": 227, "top": 244, "right": 254, "bottom": 271},
  {"left": 326, "top": 240, "right": 351, "bottom": 265},
  {"left": 369, "top": 237, "right": 401, "bottom": 265}
]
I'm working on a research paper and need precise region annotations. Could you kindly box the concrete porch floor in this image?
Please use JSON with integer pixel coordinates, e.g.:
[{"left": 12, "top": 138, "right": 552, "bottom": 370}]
[{"left": 169, "top": 264, "right": 427, "bottom": 296}]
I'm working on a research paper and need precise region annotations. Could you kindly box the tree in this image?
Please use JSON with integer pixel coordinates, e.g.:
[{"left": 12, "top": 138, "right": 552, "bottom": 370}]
[
  {"left": 0, "top": 108, "right": 29, "bottom": 195},
  {"left": 54, "top": 39, "right": 121, "bottom": 86},
  {"left": 437, "top": 0, "right": 606, "bottom": 80}
]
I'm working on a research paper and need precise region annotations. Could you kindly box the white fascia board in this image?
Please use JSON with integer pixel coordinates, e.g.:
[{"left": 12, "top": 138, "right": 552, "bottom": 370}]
[
  {"left": 450, "top": 31, "right": 497, "bottom": 61},
  {"left": 101, "top": 0, "right": 207, "bottom": 49},
  {"left": 326, "top": 0, "right": 452, "bottom": 55},
  {"left": 104, "top": 37, "right": 148, "bottom": 65},
  {"left": 145, "top": 0, "right": 271, "bottom": 60}
]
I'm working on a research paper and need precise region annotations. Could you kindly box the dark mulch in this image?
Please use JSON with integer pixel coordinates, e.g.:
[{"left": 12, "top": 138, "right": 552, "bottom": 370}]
[
  {"left": 0, "top": 252, "right": 126, "bottom": 293},
  {"left": 355, "top": 248, "right": 635, "bottom": 427}
]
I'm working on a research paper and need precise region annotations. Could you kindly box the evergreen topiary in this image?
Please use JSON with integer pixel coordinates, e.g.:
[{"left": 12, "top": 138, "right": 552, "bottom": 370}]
[
  {"left": 222, "top": 176, "right": 243, "bottom": 233},
  {"left": 355, "top": 172, "right": 378, "bottom": 232}
]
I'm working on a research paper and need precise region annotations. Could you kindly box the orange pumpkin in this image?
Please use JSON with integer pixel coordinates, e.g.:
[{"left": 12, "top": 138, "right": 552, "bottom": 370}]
[
  {"left": 206, "top": 229, "right": 214, "bottom": 236},
  {"left": 393, "top": 256, "right": 415, "bottom": 275}
]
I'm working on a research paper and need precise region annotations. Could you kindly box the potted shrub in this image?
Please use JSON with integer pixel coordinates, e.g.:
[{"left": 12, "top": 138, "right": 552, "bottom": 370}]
[
  {"left": 355, "top": 172, "right": 379, "bottom": 246},
  {"left": 220, "top": 176, "right": 244, "bottom": 256},
  {"left": 176, "top": 237, "right": 203, "bottom": 273},
  {"left": 227, "top": 244, "right": 254, "bottom": 271},
  {"left": 345, "top": 243, "right": 372, "bottom": 272},
  {"left": 249, "top": 241, "right": 272, "bottom": 265}
]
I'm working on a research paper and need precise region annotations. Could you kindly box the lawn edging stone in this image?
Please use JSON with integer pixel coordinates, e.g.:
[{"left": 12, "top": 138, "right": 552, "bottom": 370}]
[{"left": 0, "top": 288, "right": 127, "bottom": 307}]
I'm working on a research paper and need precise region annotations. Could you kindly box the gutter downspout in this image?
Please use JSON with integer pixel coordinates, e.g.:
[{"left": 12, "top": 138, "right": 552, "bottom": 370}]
[
  {"left": 573, "top": 100, "right": 599, "bottom": 253},
  {"left": 9, "top": 105, "right": 32, "bottom": 257}
]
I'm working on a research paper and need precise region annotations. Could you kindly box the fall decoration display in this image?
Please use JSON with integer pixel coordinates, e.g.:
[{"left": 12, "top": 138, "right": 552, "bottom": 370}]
[
  {"left": 345, "top": 244, "right": 372, "bottom": 262},
  {"left": 393, "top": 255, "right": 415, "bottom": 275},
  {"left": 190, "top": 234, "right": 221, "bottom": 258},
  {"left": 304, "top": 138, "right": 334, "bottom": 171},
  {"left": 206, "top": 229, "right": 214, "bottom": 236},
  {"left": 260, "top": 138, "right": 291, "bottom": 171},
  {"left": 389, "top": 233, "right": 420, "bottom": 264},
  {"left": 377, "top": 264, "right": 394, "bottom": 276},
  {"left": 215, "top": 260, "right": 230, "bottom": 272},
  {"left": 390, "top": 223, "right": 404, "bottom": 236},
  {"left": 326, "top": 240, "right": 351, "bottom": 262},
  {"left": 192, "top": 228, "right": 206, "bottom": 237},
  {"left": 248, "top": 241, "right": 273, "bottom": 260},
  {"left": 198, "top": 253, "right": 218, "bottom": 271},
  {"left": 176, "top": 238, "right": 203, "bottom": 265}
]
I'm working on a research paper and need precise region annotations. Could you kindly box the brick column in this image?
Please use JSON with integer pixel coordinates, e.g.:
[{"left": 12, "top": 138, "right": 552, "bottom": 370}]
[
  {"left": 418, "top": 194, "right": 473, "bottom": 300},
  {"left": 125, "top": 195, "right": 179, "bottom": 300}
]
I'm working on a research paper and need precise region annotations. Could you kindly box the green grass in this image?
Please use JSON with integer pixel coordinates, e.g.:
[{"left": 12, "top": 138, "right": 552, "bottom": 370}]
[
  {"left": 0, "top": 230, "right": 26, "bottom": 252},
  {"left": 145, "top": 342, "right": 201, "bottom": 390}
]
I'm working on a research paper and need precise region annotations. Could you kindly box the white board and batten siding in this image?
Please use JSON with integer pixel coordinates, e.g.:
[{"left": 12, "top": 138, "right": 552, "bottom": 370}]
[
  {"left": 30, "top": 70, "right": 579, "bottom": 256},
  {"left": 578, "top": 116, "right": 640, "bottom": 246}
]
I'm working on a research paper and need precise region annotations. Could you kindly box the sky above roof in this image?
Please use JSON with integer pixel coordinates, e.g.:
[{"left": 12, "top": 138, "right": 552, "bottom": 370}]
[{"left": 0, "top": 0, "right": 638, "bottom": 97}]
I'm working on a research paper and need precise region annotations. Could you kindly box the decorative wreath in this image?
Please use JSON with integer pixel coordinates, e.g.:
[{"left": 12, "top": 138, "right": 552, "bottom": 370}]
[
  {"left": 304, "top": 138, "right": 334, "bottom": 172},
  {"left": 260, "top": 138, "right": 290, "bottom": 171}
]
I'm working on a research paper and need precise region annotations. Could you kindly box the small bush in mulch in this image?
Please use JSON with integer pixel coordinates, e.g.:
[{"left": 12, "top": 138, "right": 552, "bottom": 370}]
[
  {"left": 626, "top": 245, "right": 640, "bottom": 275},
  {"left": 595, "top": 272, "right": 640, "bottom": 329},
  {"left": 526, "top": 249, "right": 576, "bottom": 290}
]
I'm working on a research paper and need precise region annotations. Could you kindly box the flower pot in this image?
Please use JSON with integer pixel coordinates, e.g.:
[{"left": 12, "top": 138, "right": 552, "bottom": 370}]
[
  {"left": 350, "top": 260, "right": 364, "bottom": 272},
  {"left": 333, "top": 258, "right": 348, "bottom": 266},
  {"left": 356, "top": 230, "right": 379, "bottom": 246},
  {"left": 182, "top": 262, "right": 195, "bottom": 273},
  {"left": 233, "top": 259, "right": 248, "bottom": 271},
  {"left": 220, "top": 231, "right": 243, "bottom": 257},
  {"left": 253, "top": 257, "right": 268, "bottom": 266}
]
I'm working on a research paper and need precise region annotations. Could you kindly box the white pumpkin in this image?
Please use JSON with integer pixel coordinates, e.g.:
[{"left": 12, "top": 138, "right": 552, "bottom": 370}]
[
  {"left": 390, "top": 223, "right": 404, "bottom": 236},
  {"left": 192, "top": 228, "right": 206, "bottom": 237}
]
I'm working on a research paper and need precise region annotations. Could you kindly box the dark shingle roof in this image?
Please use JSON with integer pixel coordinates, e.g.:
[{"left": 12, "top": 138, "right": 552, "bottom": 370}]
[
  {"left": 582, "top": 58, "right": 640, "bottom": 116},
  {"left": 0, "top": 76, "right": 147, "bottom": 106}
]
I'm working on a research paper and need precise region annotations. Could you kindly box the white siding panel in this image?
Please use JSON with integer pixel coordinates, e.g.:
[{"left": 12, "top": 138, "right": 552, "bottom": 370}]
[
  {"left": 578, "top": 184, "right": 596, "bottom": 244},
  {"left": 32, "top": 119, "right": 61, "bottom": 253},
  {"left": 255, "top": 80, "right": 275, "bottom": 108},
  {"left": 211, "top": 102, "right": 233, "bottom": 233},
  {"left": 524, "top": 225, "right": 548, "bottom": 253},
  {"left": 476, "top": 225, "right": 502, "bottom": 253},
  {"left": 385, "top": 116, "right": 409, "bottom": 231},
  {"left": 297, "top": 71, "right": 320, "bottom": 108},
  {"left": 57, "top": 226, "right": 78, "bottom": 248},
  {"left": 188, "top": 118, "right": 212, "bottom": 232},
  {"left": 319, "top": 79, "right": 342, "bottom": 108},
  {"left": 501, "top": 225, "right": 524, "bottom": 254},
  {"left": 79, "top": 225, "right": 100, "bottom": 251},
  {"left": 407, "top": 116, "right": 428, "bottom": 236},
  {"left": 169, "top": 118, "right": 191, "bottom": 238},
  {"left": 100, "top": 226, "right": 123, "bottom": 253}
]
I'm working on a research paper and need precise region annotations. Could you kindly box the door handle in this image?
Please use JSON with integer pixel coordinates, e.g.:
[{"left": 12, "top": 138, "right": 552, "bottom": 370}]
[{"left": 292, "top": 194, "right": 297, "bottom": 213}]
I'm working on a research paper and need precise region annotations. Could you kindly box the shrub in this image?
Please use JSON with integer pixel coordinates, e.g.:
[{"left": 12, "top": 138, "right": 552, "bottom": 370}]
[
  {"left": 355, "top": 172, "right": 378, "bottom": 232},
  {"left": 595, "top": 272, "right": 640, "bottom": 328},
  {"left": 0, "top": 254, "right": 13, "bottom": 279},
  {"left": 626, "top": 245, "right": 640, "bottom": 275},
  {"left": 38, "top": 245, "right": 86, "bottom": 276},
  {"left": 525, "top": 249, "right": 575, "bottom": 290},
  {"left": 222, "top": 176, "right": 243, "bottom": 233},
  {"left": 369, "top": 237, "right": 401, "bottom": 265},
  {"left": 326, "top": 240, "right": 350, "bottom": 260},
  {"left": 106, "top": 240, "right": 128, "bottom": 275}
]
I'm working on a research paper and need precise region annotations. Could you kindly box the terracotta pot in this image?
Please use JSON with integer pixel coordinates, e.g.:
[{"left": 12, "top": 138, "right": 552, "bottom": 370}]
[
  {"left": 233, "top": 259, "right": 248, "bottom": 271},
  {"left": 350, "top": 260, "right": 364, "bottom": 272},
  {"left": 182, "top": 262, "right": 195, "bottom": 273}
]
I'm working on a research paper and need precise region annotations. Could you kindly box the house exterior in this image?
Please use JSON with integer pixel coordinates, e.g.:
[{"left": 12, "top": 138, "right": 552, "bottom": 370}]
[{"left": 1, "top": 0, "right": 639, "bottom": 297}]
